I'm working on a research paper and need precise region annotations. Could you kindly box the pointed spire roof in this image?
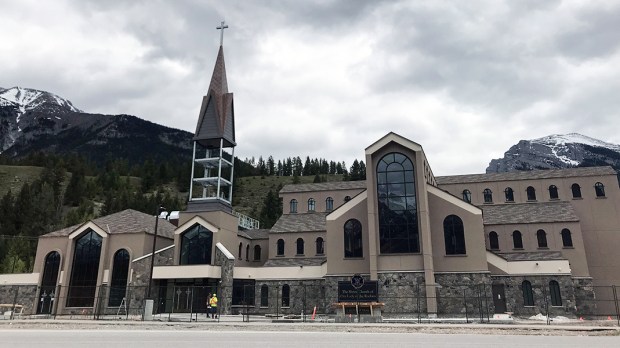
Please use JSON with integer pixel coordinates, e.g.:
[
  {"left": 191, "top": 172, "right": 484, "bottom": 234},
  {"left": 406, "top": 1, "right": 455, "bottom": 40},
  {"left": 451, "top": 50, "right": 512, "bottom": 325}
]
[{"left": 194, "top": 45, "right": 236, "bottom": 148}]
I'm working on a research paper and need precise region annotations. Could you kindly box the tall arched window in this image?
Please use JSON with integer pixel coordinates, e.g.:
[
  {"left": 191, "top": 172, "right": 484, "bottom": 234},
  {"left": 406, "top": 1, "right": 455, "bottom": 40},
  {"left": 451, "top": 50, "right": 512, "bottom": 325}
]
[
  {"left": 277, "top": 239, "right": 285, "bottom": 256},
  {"left": 483, "top": 189, "right": 493, "bottom": 203},
  {"left": 282, "top": 284, "right": 290, "bottom": 307},
  {"left": 254, "top": 245, "right": 261, "bottom": 261},
  {"left": 526, "top": 186, "right": 536, "bottom": 201},
  {"left": 561, "top": 229, "right": 573, "bottom": 247},
  {"left": 513, "top": 230, "right": 523, "bottom": 249},
  {"left": 108, "top": 249, "right": 130, "bottom": 306},
  {"left": 290, "top": 199, "right": 298, "bottom": 213},
  {"left": 444, "top": 215, "right": 466, "bottom": 255},
  {"left": 549, "top": 280, "right": 562, "bottom": 306},
  {"left": 548, "top": 185, "right": 559, "bottom": 199},
  {"left": 296, "top": 238, "right": 305, "bottom": 255},
  {"left": 536, "top": 229, "right": 548, "bottom": 248},
  {"left": 344, "top": 219, "right": 363, "bottom": 258},
  {"left": 316, "top": 237, "right": 324, "bottom": 255},
  {"left": 595, "top": 182, "right": 605, "bottom": 197},
  {"left": 489, "top": 231, "right": 499, "bottom": 250},
  {"left": 504, "top": 187, "right": 514, "bottom": 202},
  {"left": 571, "top": 183, "right": 582, "bottom": 198},
  {"left": 180, "top": 224, "right": 213, "bottom": 265},
  {"left": 376, "top": 152, "right": 418, "bottom": 253},
  {"left": 308, "top": 198, "right": 316, "bottom": 212},
  {"left": 260, "top": 284, "right": 268, "bottom": 307},
  {"left": 245, "top": 244, "right": 250, "bottom": 261},
  {"left": 238, "top": 242, "right": 242, "bottom": 260},
  {"left": 67, "top": 229, "right": 102, "bottom": 307},
  {"left": 37, "top": 251, "right": 60, "bottom": 314},
  {"left": 462, "top": 189, "right": 472, "bottom": 203},
  {"left": 522, "top": 280, "right": 534, "bottom": 306},
  {"left": 325, "top": 197, "right": 334, "bottom": 211}
]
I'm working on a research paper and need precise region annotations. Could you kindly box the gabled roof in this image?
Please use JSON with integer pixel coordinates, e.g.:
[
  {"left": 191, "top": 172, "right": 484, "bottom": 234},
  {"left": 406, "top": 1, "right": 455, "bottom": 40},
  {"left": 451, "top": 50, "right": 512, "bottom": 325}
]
[
  {"left": 238, "top": 228, "right": 270, "bottom": 240},
  {"left": 280, "top": 181, "right": 367, "bottom": 193},
  {"left": 365, "top": 132, "right": 423, "bottom": 155},
  {"left": 271, "top": 212, "right": 328, "bottom": 233},
  {"left": 193, "top": 45, "right": 235, "bottom": 147},
  {"left": 436, "top": 166, "right": 617, "bottom": 185},
  {"left": 41, "top": 209, "right": 176, "bottom": 239},
  {"left": 481, "top": 202, "right": 579, "bottom": 225}
]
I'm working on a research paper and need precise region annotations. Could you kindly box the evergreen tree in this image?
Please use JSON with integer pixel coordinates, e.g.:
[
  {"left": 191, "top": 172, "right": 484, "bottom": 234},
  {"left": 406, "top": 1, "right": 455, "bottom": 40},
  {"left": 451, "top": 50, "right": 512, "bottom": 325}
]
[{"left": 259, "top": 189, "right": 282, "bottom": 228}]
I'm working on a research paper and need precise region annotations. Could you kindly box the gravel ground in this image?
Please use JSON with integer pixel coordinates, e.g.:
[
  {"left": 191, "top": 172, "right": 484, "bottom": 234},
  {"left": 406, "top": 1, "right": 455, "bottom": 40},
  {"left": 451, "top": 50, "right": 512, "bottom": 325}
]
[{"left": 1, "top": 320, "right": 618, "bottom": 336}]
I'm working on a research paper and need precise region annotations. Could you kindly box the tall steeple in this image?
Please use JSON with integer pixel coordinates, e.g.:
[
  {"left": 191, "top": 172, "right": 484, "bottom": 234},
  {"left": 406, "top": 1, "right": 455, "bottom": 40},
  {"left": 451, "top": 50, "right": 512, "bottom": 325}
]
[{"left": 188, "top": 22, "right": 235, "bottom": 212}]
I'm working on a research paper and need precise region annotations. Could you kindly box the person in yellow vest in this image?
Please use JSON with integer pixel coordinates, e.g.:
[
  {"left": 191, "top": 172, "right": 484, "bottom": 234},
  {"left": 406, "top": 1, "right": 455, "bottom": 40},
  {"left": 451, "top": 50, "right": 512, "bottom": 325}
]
[{"left": 209, "top": 294, "right": 218, "bottom": 319}]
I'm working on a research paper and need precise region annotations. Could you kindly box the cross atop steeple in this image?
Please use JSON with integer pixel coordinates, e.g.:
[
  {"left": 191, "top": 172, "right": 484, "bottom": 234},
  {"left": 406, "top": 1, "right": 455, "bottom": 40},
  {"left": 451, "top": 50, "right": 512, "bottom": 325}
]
[{"left": 216, "top": 21, "right": 228, "bottom": 46}]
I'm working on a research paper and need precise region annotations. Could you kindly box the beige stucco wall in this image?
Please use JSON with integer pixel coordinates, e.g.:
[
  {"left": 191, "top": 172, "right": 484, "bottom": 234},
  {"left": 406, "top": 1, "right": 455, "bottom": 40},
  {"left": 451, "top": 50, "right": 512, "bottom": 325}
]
[
  {"left": 325, "top": 194, "right": 370, "bottom": 276},
  {"left": 281, "top": 188, "right": 365, "bottom": 215},
  {"left": 175, "top": 211, "right": 238, "bottom": 266},
  {"left": 268, "top": 231, "right": 326, "bottom": 259},
  {"left": 234, "top": 237, "right": 268, "bottom": 267},
  {"left": 427, "top": 187, "right": 488, "bottom": 273}
]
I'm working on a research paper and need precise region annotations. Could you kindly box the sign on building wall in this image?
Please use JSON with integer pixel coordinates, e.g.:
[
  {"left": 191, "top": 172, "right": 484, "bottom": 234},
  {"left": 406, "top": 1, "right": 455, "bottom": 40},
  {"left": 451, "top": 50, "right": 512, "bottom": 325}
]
[{"left": 337, "top": 281, "right": 378, "bottom": 302}]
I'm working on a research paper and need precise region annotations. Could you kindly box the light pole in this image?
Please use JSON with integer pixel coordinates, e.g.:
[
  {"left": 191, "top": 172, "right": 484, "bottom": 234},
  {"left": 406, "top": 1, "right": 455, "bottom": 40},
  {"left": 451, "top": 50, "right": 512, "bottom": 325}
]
[{"left": 146, "top": 205, "right": 166, "bottom": 300}]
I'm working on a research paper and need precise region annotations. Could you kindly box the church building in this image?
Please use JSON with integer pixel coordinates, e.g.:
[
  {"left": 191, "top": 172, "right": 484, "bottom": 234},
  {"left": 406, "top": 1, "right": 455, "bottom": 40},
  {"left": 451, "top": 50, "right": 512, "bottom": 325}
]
[{"left": 3, "top": 26, "right": 620, "bottom": 320}]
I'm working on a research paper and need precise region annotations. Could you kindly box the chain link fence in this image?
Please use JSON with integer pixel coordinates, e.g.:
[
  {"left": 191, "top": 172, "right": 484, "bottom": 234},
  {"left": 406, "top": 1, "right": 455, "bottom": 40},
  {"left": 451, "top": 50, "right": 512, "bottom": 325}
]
[{"left": 1, "top": 283, "right": 619, "bottom": 326}]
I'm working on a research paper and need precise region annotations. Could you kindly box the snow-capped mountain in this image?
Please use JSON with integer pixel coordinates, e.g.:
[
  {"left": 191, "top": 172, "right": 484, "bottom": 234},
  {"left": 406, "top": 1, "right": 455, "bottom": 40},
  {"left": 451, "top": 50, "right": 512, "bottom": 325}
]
[
  {"left": 487, "top": 133, "right": 620, "bottom": 173},
  {"left": 0, "top": 87, "right": 192, "bottom": 165}
]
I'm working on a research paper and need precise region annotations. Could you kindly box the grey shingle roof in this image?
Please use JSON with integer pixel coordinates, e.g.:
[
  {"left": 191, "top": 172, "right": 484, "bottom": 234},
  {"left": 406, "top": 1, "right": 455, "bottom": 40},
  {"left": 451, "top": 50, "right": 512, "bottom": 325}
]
[
  {"left": 494, "top": 251, "right": 566, "bottom": 261},
  {"left": 238, "top": 228, "right": 270, "bottom": 240},
  {"left": 263, "top": 257, "right": 327, "bottom": 267},
  {"left": 41, "top": 209, "right": 176, "bottom": 239},
  {"left": 280, "top": 181, "right": 367, "bottom": 193},
  {"left": 481, "top": 202, "right": 579, "bottom": 225},
  {"left": 436, "top": 166, "right": 616, "bottom": 185},
  {"left": 271, "top": 213, "right": 328, "bottom": 233}
]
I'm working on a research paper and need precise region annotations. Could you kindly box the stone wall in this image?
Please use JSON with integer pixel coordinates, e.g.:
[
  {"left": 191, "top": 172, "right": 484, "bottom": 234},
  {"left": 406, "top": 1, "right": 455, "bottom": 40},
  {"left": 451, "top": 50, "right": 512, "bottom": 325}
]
[
  {"left": 214, "top": 247, "right": 234, "bottom": 314},
  {"left": 247, "top": 279, "right": 326, "bottom": 316},
  {"left": 491, "top": 275, "right": 578, "bottom": 317},
  {"left": 433, "top": 273, "right": 493, "bottom": 317},
  {"left": 0, "top": 285, "right": 38, "bottom": 316},
  {"left": 377, "top": 272, "right": 427, "bottom": 315},
  {"left": 124, "top": 247, "right": 175, "bottom": 314}
]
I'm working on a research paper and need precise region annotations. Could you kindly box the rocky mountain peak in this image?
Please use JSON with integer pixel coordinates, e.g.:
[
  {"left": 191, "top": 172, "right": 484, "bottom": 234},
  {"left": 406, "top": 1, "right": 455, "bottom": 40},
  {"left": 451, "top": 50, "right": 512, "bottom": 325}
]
[{"left": 0, "top": 86, "right": 82, "bottom": 113}]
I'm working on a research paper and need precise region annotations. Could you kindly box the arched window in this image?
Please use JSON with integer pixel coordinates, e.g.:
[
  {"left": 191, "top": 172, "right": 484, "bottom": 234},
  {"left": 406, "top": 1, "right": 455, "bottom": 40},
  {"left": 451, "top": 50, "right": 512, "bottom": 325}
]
[
  {"left": 537, "top": 229, "right": 548, "bottom": 248},
  {"left": 344, "top": 196, "right": 351, "bottom": 202},
  {"left": 444, "top": 215, "right": 466, "bottom": 255},
  {"left": 483, "top": 189, "right": 493, "bottom": 203},
  {"left": 561, "top": 229, "right": 573, "bottom": 247},
  {"left": 108, "top": 249, "right": 130, "bottom": 306},
  {"left": 245, "top": 244, "right": 250, "bottom": 261},
  {"left": 290, "top": 199, "right": 298, "bottom": 213},
  {"left": 254, "top": 245, "right": 261, "bottom": 261},
  {"left": 308, "top": 198, "right": 316, "bottom": 212},
  {"left": 595, "top": 182, "right": 605, "bottom": 197},
  {"left": 526, "top": 186, "right": 536, "bottom": 201},
  {"left": 37, "top": 251, "right": 60, "bottom": 314},
  {"left": 548, "top": 185, "right": 559, "bottom": 200},
  {"left": 67, "top": 229, "right": 102, "bottom": 307},
  {"left": 522, "top": 280, "right": 534, "bottom": 306},
  {"left": 326, "top": 197, "right": 334, "bottom": 211},
  {"left": 513, "top": 230, "right": 523, "bottom": 249},
  {"left": 549, "top": 280, "right": 562, "bottom": 306},
  {"left": 316, "top": 237, "right": 324, "bottom": 255},
  {"left": 277, "top": 239, "right": 285, "bottom": 256},
  {"left": 462, "top": 189, "right": 472, "bottom": 203},
  {"left": 344, "top": 219, "right": 363, "bottom": 258},
  {"left": 571, "top": 183, "right": 582, "bottom": 198},
  {"left": 180, "top": 224, "right": 213, "bottom": 265},
  {"left": 489, "top": 231, "right": 499, "bottom": 250},
  {"left": 296, "top": 238, "right": 304, "bottom": 255},
  {"left": 504, "top": 187, "right": 514, "bottom": 202},
  {"left": 260, "top": 284, "right": 268, "bottom": 307},
  {"left": 238, "top": 242, "right": 242, "bottom": 260},
  {"left": 376, "top": 152, "right": 419, "bottom": 253},
  {"left": 282, "top": 284, "right": 290, "bottom": 307}
]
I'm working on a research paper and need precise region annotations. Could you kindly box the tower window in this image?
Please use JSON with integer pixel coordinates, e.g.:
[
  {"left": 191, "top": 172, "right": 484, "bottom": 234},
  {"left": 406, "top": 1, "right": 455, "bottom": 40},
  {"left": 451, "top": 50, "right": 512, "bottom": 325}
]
[{"left": 561, "top": 229, "right": 573, "bottom": 247}]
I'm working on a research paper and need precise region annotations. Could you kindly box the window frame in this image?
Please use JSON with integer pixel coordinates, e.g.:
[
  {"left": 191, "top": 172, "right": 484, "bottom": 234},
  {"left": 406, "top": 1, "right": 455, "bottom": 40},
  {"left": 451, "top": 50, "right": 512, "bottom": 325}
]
[
  {"left": 561, "top": 228, "right": 573, "bottom": 248},
  {"left": 308, "top": 198, "right": 316, "bottom": 212},
  {"left": 296, "top": 238, "right": 305, "bottom": 255},
  {"left": 595, "top": 182, "right": 605, "bottom": 197},
  {"left": 504, "top": 187, "right": 514, "bottom": 202},
  {"left": 483, "top": 189, "right": 493, "bottom": 203},
  {"left": 253, "top": 245, "right": 261, "bottom": 261},
  {"left": 549, "top": 280, "right": 562, "bottom": 306},
  {"left": 276, "top": 239, "right": 285, "bottom": 256},
  {"left": 526, "top": 186, "right": 537, "bottom": 201},
  {"left": 513, "top": 230, "right": 524, "bottom": 249},
  {"left": 548, "top": 185, "right": 559, "bottom": 200},
  {"left": 325, "top": 197, "right": 334, "bottom": 211},
  {"left": 344, "top": 219, "right": 363, "bottom": 258},
  {"left": 522, "top": 280, "right": 534, "bottom": 306},
  {"left": 290, "top": 199, "right": 298, "bottom": 213},
  {"left": 536, "top": 229, "right": 548, "bottom": 248},
  {"left": 315, "top": 237, "right": 324, "bottom": 255},
  {"left": 444, "top": 215, "right": 466, "bottom": 255},
  {"left": 67, "top": 229, "right": 103, "bottom": 308},
  {"left": 462, "top": 189, "right": 472, "bottom": 203},
  {"left": 489, "top": 231, "right": 500, "bottom": 250},
  {"left": 179, "top": 224, "right": 213, "bottom": 265},
  {"left": 281, "top": 284, "right": 290, "bottom": 307},
  {"left": 108, "top": 249, "right": 130, "bottom": 307}
]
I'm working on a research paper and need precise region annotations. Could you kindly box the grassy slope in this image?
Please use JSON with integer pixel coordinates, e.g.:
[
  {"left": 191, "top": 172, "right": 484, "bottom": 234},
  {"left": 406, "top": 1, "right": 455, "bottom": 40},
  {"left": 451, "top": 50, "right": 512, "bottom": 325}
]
[{"left": 0, "top": 165, "right": 45, "bottom": 197}]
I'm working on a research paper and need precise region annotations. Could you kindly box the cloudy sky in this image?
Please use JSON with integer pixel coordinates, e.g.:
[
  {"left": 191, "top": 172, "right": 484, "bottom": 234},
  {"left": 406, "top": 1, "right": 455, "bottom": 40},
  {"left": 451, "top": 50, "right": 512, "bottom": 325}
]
[{"left": 1, "top": 0, "right": 619, "bottom": 175}]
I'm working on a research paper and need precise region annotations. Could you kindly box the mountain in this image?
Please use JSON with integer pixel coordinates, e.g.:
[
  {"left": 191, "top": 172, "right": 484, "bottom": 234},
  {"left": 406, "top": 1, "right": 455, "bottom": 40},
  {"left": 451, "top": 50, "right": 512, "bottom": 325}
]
[
  {"left": 0, "top": 87, "right": 193, "bottom": 165},
  {"left": 487, "top": 133, "right": 620, "bottom": 173}
]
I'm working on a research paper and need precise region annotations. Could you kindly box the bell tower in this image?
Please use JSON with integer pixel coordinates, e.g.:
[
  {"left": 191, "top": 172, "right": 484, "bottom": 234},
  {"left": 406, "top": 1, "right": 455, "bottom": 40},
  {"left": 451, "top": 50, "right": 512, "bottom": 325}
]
[{"left": 188, "top": 21, "right": 235, "bottom": 213}]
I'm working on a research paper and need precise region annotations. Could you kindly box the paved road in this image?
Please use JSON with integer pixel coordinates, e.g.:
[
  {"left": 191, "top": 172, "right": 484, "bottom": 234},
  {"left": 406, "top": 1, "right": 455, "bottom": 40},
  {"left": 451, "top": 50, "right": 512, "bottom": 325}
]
[{"left": 1, "top": 330, "right": 618, "bottom": 348}]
